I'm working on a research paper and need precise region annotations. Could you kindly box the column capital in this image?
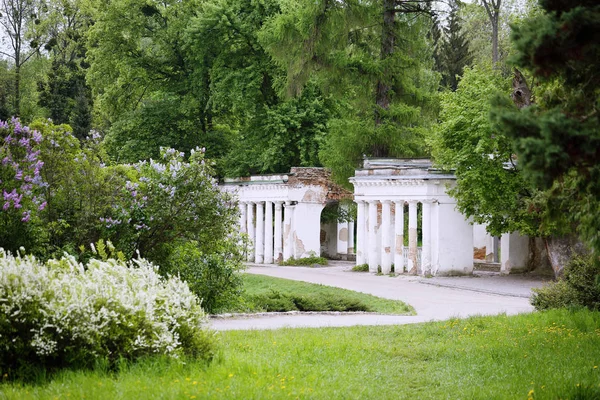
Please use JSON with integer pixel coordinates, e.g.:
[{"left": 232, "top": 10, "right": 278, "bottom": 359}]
[
  {"left": 367, "top": 199, "right": 380, "bottom": 205},
  {"left": 381, "top": 199, "right": 392, "bottom": 205},
  {"left": 274, "top": 201, "right": 283, "bottom": 210},
  {"left": 407, "top": 199, "right": 419, "bottom": 205}
]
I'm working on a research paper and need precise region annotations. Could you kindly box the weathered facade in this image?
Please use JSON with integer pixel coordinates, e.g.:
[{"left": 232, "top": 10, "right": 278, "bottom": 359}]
[{"left": 220, "top": 168, "right": 352, "bottom": 263}]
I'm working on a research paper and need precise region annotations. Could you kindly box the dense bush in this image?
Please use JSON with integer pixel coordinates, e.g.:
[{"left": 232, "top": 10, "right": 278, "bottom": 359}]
[
  {"left": 0, "top": 250, "right": 215, "bottom": 378},
  {"left": 531, "top": 255, "right": 600, "bottom": 311},
  {"left": 248, "top": 290, "right": 369, "bottom": 312},
  {"left": 166, "top": 242, "right": 244, "bottom": 314},
  {"left": 1, "top": 119, "right": 245, "bottom": 313}
]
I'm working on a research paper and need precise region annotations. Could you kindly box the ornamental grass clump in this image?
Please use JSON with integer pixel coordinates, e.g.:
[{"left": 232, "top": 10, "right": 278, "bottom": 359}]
[{"left": 0, "top": 249, "right": 215, "bottom": 378}]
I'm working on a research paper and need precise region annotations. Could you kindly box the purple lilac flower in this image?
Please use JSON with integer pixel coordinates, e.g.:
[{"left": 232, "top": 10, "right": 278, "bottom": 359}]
[
  {"left": 39, "top": 201, "right": 47, "bottom": 211},
  {"left": 32, "top": 130, "right": 42, "bottom": 143},
  {"left": 18, "top": 137, "right": 29, "bottom": 147},
  {"left": 0, "top": 120, "right": 8, "bottom": 129},
  {"left": 21, "top": 210, "right": 31, "bottom": 222},
  {"left": 4, "top": 134, "right": 13, "bottom": 144}
]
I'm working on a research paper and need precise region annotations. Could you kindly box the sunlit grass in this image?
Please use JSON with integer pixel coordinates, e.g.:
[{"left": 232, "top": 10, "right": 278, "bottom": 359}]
[{"left": 2, "top": 309, "right": 600, "bottom": 399}]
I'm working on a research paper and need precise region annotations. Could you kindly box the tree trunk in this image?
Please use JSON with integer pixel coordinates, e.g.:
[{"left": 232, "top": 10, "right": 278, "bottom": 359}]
[
  {"left": 512, "top": 68, "right": 532, "bottom": 109},
  {"left": 482, "top": 0, "right": 501, "bottom": 67},
  {"left": 491, "top": 19, "right": 499, "bottom": 66},
  {"left": 14, "top": 62, "right": 20, "bottom": 117},
  {"left": 372, "top": 0, "right": 396, "bottom": 157}
]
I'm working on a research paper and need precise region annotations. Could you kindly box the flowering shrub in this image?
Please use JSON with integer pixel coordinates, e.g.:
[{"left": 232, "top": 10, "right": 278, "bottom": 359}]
[
  {"left": 0, "top": 249, "right": 215, "bottom": 376},
  {"left": 0, "top": 119, "right": 48, "bottom": 253}
]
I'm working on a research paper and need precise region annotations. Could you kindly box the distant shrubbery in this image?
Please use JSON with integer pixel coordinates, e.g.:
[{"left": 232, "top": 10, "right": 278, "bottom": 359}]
[
  {"left": 0, "top": 250, "right": 215, "bottom": 378},
  {"left": 532, "top": 255, "right": 600, "bottom": 311},
  {"left": 0, "top": 118, "right": 244, "bottom": 313},
  {"left": 279, "top": 255, "right": 328, "bottom": 266}
]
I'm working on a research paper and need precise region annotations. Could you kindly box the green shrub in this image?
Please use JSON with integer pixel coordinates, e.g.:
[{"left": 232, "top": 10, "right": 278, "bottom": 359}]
[
  {"left": 0, "top": 250, "right": 215, "bottom": 379},
  {"left": 166, "top": 242, "right": 244, "bottom": 314},
  {"left": 247, "top": 291, "right": 370, "bottom": 312},
  {"left": 352, "top": 263, "right": 369, "bottom": 272},
  {"left": 279, "top": 255, "right": 328, "bottom": 266},
  {"left": 531, "top": 255, "right": 600, "bottom": 311}
]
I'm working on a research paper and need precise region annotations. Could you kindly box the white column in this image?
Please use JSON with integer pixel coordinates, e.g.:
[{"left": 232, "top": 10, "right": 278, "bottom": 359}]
[
  {"left": 380, "top": 200, "right": 392, "bottom": 274},
  {"left": 408, "top": 200, "right": 418, "bottom": 275},
  {"left": 255, "top": 201, "right": 264, "bottom": 264},
  {"left": 348, "top": 220, "right": 355, "bottom": 254},
  {"left": 239, "top": 202, "right": 247, "bottom": 234},
  {"left": 368, "top": 200, "right": 379, "bottom": 273},
  {"left": 336, "top": 204, "right": 349, "bottom": 256},
  {"left": 246, "top": 202, "right": 255, "bottom": 262},
  {"left": 421, "top": 200, "right": 432, "bottom": 276},
  {"left": 356, "top": 200, "right": 366, "bottom": 265},
  {"left": 274, "top": 202, "right": 283, "bottom": 262},
  {"left": 283, "top": 201, "right": 295, "bottom": 261},
  {"left": 394, "top": 201, "right": 404, "bottom": 274},
  {"left": 264, "top": 201, "right": 274, "bottom": 264}
]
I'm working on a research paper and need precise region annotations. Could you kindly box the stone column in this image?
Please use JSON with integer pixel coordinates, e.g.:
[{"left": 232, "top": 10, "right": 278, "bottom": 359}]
[
  {"left": 348, "top": 220, "right": 355, "bottom": 254},
  {"left": 264, "top": 201, "right": 274, "bottom": 264},
  {"left": 368, "top": 200, "right": 379, "bottom": 273},
  {"left": 255, "top": 201, "right": 264, "bottom": 264},
  {"left": 408, "top": 200, "right": 418, "bottom": 275},
  {"left": 394, "top": 201, "right": 404, "bottom": 274},
  {"left": 246, "top": 202, "right": 255, "bottom": 262},
  {"left": 239, "top": 202, "right": 247, "bottom": 234},
  {"left": 380, "top": 200, "right": 392, "bottom": 274},
  {"left": 283, "top": 201, "right": 295, "bottom": 261},
  {"left": 421, "top": 200, "right": 432, "bottom": 276},
  {"left": 356, "top": 200, "right": 366, "bottom": 265},
  {"left": 274, "top": 202, "right": 283, "bottom": 263}
]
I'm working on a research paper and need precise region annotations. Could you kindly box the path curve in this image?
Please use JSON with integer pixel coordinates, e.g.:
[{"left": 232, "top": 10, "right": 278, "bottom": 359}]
[{"left": 210, "top": 264, "right": 542, "bottom": 331}]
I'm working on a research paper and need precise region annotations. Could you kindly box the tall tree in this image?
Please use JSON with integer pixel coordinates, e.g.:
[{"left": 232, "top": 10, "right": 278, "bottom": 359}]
[
  {"left": 481, "top": 0, "right": 501, "bottom": 66},
  {"left": 37, "top": 0, "right": 93, "bottom": 139},
  {"left": 491, "top": 0, "right": 600, "bottom": 253},
  {"left": 0, "top": 0, "right": 47, "bottom": 116},
  {"left": 260, "top": 0, "right": 438, "bottom": 184},
  {"left": 438, "top": 0, "right": 473, "bottom": 91}
]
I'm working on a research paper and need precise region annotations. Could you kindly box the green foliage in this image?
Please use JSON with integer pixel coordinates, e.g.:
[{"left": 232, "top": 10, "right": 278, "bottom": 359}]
[
  {"left": 3, "top": 309, "right": 600, "bottom": 397},
  {"left": 437, "top": 0, "right": 473, "bottom": 91},
  {"left": 233, "top": 274, "right": 413, "bottom": 315},
  {"left": 279, "top": 255, "right": 328, "bottom": 266},
  {"left": 165, "top": 242, "right": 244, "bottom": 314},
  {"left": 260, "top": 0, "right": 438, "bottom": 184},
  {"left": 491, "top": 0, "right": 600, "bottom": 254},
  {"left": 0, "top": 251, "right": 215, "bottom": 381},
  {"left": 352, "top": 263, "right": 369, "bottom": 272},
  {"left": 532, "top": 255, "right": 600, "bottom": 311},
  {"left": 429, "top": 65, "right": 541, "bottom": 236}
]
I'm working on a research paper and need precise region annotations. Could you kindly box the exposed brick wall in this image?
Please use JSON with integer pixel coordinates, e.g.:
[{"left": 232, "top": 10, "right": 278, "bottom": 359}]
[{"left": 288, "top": 167, "right": 352, "bottom": 201}]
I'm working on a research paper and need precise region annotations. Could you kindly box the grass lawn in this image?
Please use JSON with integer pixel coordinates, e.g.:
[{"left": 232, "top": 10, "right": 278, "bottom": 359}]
[
  {"left": 227, "top": 274, "right": 414, "bottom": 314},
  {"left": 3, "top": 309, "right": 600, "bottom": 399}
]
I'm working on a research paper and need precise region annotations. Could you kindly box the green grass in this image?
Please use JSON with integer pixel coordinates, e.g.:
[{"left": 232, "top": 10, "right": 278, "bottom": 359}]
[
  {"left": 227, "top": 274, "right": 414, "bottom": 314},
  {"left": 3, "top": 309, "right": 600, "bottom": 399}
]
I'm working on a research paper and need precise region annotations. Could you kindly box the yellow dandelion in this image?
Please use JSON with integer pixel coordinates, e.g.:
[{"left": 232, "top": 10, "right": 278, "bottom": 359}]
[
  {"left": 594, "top": 366, "right": 598, "bottom": 369},
  {"left": 193, "top": 381, "right": 198, "bottom": 385},
  {"left": 228, "top": 373, "right": 234, "bottom": 378},
  {"left": 528, "top": 389, "right": 534, "bottom": 396},
  {"left": 186, "top": 378, "right": 191, "bottom": 381}
]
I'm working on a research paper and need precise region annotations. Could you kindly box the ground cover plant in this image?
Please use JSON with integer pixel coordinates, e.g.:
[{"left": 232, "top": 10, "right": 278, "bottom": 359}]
[
  {"left": 2, "top": 309, "right": 599, "bottom": 399},
  {"left": 278, "top": 255, "right": 328, "bottom": 267},
  {"left": 228, "top": 274, "right": 414, "bottom": 314},
  {"left": 0, "top": 250, "right": 215, "bottom": 380}
]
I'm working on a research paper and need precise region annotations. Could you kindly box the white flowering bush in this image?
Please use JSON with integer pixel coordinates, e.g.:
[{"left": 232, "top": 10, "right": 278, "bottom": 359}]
[{"left": 0, "top": 249, "right": 215, "bottom": 375}]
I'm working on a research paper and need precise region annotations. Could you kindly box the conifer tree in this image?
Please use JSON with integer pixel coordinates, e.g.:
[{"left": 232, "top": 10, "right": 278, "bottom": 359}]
[
  {"left": 439, "top": 0, "right": 473, "bottom": 91},
  {"left": 491, "top": 0, "right": 600, "bottom": 251}
]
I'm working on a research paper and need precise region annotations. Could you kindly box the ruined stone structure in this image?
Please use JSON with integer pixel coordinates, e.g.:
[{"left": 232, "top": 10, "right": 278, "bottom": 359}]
[
  {"left": 220, "top": 168, "right": 352, "bottom": 263},
  {"left": 351, "top": 159, "right": 474, "bottom": 276},
  {"left": 222, "top": 160, "right": 535, "bottom": 276}
]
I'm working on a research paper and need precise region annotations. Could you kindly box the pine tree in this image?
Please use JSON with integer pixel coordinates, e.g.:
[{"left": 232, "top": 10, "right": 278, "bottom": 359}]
[
  {"left": 439, "top": 0, "right": 473, "bottom": 91},
  {"left": 491, "top": 0, "right": 600, "bottom": 251}
]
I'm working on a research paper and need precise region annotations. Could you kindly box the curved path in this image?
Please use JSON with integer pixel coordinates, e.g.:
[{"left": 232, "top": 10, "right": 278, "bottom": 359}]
[{"left": 210, "top": 263, "right": 546, "bottom": 331}]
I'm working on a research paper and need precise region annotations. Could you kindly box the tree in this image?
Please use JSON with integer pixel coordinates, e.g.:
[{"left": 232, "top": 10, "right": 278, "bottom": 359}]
[
  {"left": 260, "top": 0, "right": 438, "bottom": 184},
  {"left": 438, "top": 0, "right": 473, "bottom": 91},
  {"left": 430, "top": 65, "right": 541, "bottom": 236},
  {"left": 37, "top": 0, "right": 93, "bottom": 139},
  {"left": 491, "top": 0, "right": 600, "bottom": 252},
  {"left": 0, "top": 0, "right": 48, "bottom": 116},
  {"left": 481, "top": 0, "right": 501, "bottom": 65}
]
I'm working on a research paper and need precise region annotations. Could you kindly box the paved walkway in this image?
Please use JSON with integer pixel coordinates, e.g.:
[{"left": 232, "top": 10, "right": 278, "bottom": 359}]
[{"left": 210, "top": 262, "right": 550, "bottom": 331}]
